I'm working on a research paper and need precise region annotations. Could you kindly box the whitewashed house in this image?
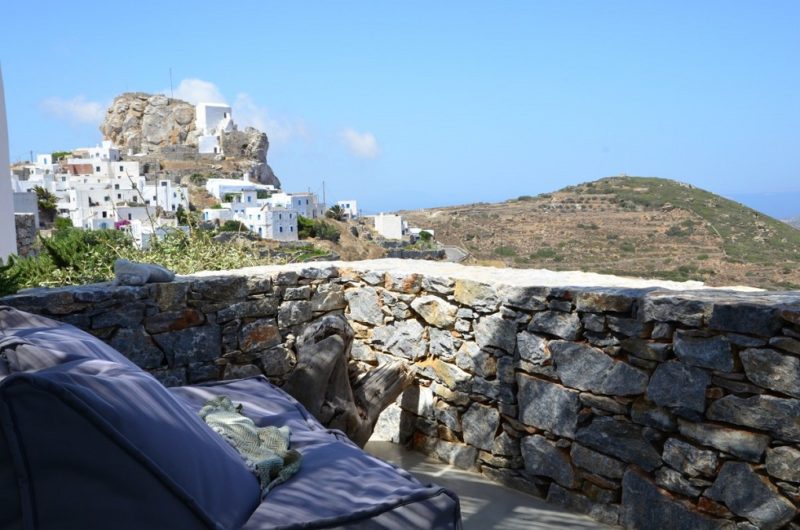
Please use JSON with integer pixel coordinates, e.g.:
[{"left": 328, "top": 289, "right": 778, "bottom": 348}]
[
  {"left": 336, "top": 200, "right": 359, "bottom": 219},
  {"left": 373, "top": 213, "right": 407, "bottom": 240},
  {"left": 196, "top": 103, "right": 234, "bottom": 155},
  {"left": 243, "top": 206, "right": 298, "bottom": 241},
  {"left": 142, "top": 180, "right": 189, "bottom": 212},
  {"left": 205, "top": 178, "right": 274, "bottom": 201},
  {"left": 269, "top": 192, "right": 325, "bottom": 220}
]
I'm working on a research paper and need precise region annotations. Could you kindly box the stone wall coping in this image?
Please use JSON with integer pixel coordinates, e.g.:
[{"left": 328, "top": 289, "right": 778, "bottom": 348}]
[{"left": 186, "top": 258, "right": 767, "bottom": 291}]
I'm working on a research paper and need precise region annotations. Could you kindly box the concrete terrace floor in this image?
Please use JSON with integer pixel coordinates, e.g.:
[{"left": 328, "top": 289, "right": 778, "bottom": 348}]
[{"left": 365, "top": 441, "right": 614, "bottom": 530}]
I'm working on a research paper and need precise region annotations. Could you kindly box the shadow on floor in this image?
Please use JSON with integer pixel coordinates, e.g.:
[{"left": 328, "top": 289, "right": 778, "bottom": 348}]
[{"left": 365, "top": 441, "right": 613, "bottom": 530}]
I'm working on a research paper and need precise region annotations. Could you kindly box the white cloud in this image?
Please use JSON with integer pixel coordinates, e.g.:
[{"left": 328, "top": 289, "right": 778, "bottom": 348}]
[
  {"left": 233, "top": 93, "right": 310, "bottom": 143},
  {"left": 169, "top": 78, "right": 227, "bottom": 105},
  {"left": 340, "top": 128, "right": 380, "bottom": 159},
  {"left": 40, "top": 96, "right": 105, "bottom": 125}
]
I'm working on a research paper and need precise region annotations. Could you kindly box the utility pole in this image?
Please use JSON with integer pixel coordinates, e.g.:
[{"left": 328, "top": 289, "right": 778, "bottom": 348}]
[
  {"left": 322, "top": 180, "right": 326, "bottom": 207},
  {"left": 30, "top": 150, "right": 33, "bottom": 162},
  {"left": 169, "top": 68, "right": 174, "bottom": 100}
]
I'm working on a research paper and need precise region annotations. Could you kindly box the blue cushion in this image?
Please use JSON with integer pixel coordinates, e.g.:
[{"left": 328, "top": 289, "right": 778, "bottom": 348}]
[
  {"left": 0, "top": 359, "right": 260, "bottom": 530},
  {"left": 172, "top": 377, "right": 462, "bottom": 529},
  {"left": 0, "top": 305, "right": 138, "bottom": 371}
]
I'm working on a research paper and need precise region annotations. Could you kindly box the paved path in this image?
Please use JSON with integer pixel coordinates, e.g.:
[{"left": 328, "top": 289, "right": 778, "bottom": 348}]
[
  {"left": 365, "top": 441, "right": 615, "bottom": 530},
  {"left": 442, "top": 245, "right": 469, "bottom": 263}
]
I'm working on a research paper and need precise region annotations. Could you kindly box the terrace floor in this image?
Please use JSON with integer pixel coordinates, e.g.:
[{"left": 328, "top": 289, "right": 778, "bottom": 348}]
[{"left": 365, "top": 441, "right": 614, "bottom": 530}]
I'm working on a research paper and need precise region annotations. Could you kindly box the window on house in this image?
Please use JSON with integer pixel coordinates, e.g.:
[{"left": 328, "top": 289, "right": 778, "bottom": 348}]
[
  {"left": 279, "top": 227, "right": 283, "bottom": 233},
  {"left": 104, "top": 196, "right": 110, "bottom": 201},
  {"left": 306, "top": 199, "right": 309, "bottom": 205},
  {"left": 119, "top": 165, "right": 124, "bottom": 171},
  {"left": 117, "top": 194, "right": 122, "bottom": 199},
  {"left": 102, "top": 211, "right": 107, "bottom": 218},
  {"left": 95, "top": 166, "right": 100, "bottom": 172},
  {"left": 290, "top": 226, "right": 293, "bottom": 232},
  {"left": 128, "top": 214, "right": 132, "bottom": 220},
  {"left": 114, "top": 184, "right": 119, "bottom": 190},
  {"left": 132, "top": 196, "right": 137, "bottom": 203}
]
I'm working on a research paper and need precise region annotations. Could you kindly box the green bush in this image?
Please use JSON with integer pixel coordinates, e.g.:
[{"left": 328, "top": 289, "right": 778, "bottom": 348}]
[
  {"left": 532, "top": 248, "right": 556, "bottom": 258},
  {"left": 220, "top": 220, "right": 248, "bottom": 232},
  {"left": 419, "top": 230, "right": 433, "bottom": 242},
  {"left": 494, "top": 246, "right": 517, "bottom": 257},
  {"left": 620, "top": 241, "right": 636, "bottom": 253},
  {"left": 189, "top": 173, "right": 208, "bottom": 185},
  {"left": 54, "top": 217, "right": 73, "bottom": 230},
  {"left": 298, "top": 216, "right": 340, "bottom": 242},
  {"left": 51, "top": 151, "right": 72, "bottom": 161}
]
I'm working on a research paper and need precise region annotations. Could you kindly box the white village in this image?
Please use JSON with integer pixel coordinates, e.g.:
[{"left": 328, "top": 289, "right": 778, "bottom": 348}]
[{"left": 4, "top": 95, "right": 426, "bottom": 256}]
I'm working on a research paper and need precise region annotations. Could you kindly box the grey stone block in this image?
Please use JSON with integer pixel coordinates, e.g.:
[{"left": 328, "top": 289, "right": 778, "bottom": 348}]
[
  {"left": 551, "top": 340, "right": 648, "bottom": 395},
  {"left": 706, "top": 462, "right": 796, "bottom": 529}
]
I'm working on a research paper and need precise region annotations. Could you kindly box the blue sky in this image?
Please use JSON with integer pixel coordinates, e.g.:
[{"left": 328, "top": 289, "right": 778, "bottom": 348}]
[{"left": 2, "top": 1, "right": 798, "bottom": 217}]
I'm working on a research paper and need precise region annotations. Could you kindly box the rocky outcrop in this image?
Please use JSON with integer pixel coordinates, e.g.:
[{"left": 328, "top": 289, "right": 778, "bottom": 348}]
[
  {"left": 100, "top": 92, "right": 280, "bottom": 187},
  {"left": 101, "top": 93, "right": 196, "bottom": 154}
]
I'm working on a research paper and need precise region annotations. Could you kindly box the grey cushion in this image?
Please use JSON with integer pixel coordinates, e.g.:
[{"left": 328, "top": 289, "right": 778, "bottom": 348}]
[
  {"left": 0, "top": 306, "right": 138, "bottom": 371},
  {"left": 172, "top": 377, "right": 462, "bottom": 529},
  {"left": 0, "top": 359, "right": 260, "bottom": 530}
]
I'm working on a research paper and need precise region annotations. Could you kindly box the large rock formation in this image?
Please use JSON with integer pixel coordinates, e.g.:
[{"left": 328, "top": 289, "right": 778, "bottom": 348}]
[{"left": 100, "top": 92, "right": 279, "bottom": 187}]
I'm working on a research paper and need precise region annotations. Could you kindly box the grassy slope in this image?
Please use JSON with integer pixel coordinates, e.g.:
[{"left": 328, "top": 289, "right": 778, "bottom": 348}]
[{"left": 402, "top": 176, "right": 800, "bottom": 290}]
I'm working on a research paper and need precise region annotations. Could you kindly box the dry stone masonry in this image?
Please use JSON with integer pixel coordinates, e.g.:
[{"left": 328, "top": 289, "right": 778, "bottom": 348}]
[{"left": 2, "top": 260, "right": 800, "bottom": 529}]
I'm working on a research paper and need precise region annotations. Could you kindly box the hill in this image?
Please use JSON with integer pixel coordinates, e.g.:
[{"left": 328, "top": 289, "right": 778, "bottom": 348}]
[
  {"left": 401, "top": 177, "right": 800, "bottom": 290},
  {"left": 785, "top": 217, "right": 800, "bottom": 229}
]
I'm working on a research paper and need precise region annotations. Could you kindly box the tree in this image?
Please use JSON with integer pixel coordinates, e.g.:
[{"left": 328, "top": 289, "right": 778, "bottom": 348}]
[
  {"left": 176, "top": 205, "right": 189, "bottom": 225},
  {"left": 419, "top": 230, "right": 433, "bottom": 242},
  {"left": 33, "top": 186, "right": 58, "bottom": 225},
  {"left": 325, "top": 205, "right": 345, "bottom": 221},
  {"left": 51, "top": 151, "right": 72, "bottom": 161}
]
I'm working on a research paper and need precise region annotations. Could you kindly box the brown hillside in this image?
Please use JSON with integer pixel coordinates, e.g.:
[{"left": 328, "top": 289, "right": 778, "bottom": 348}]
[{"left": 401, "top": 177, "right": 800, "bottom": 290}]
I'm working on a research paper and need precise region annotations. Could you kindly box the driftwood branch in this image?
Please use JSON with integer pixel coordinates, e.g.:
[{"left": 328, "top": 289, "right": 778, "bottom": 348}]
[{"left": 283, "top": 314, "right": 414, "bottom": 447}]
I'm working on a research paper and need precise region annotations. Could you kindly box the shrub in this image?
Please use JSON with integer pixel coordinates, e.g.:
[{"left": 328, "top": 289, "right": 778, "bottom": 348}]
[
  {"left": 220, "top": 220, "right": 248, "bottom": 232},
  {"left": 298, "top": 216, "right": 340, "bottom": 242},
  {"left": 494, "top": 246, "right": 517, "bottom": 257},
  {"left": 419, "top": 230, "right": 433, "bottom": 242},
  {"left": 188, "top": 173, "right": 208, "bottom": 186},
  {"left": 54, "top": 217, "right": 73, "bottom": 230},
  {"left": 620, "top": 241, "right": 636, "bottom": 253},
  {"left": 326, "top": 205, "right": 346, "bottom": 221},
  {"left": 51, "top": 151, "right": 72, "bottom": 161},
  {"left": 532, "top": 248, "right": 556, "bottom": 259}
]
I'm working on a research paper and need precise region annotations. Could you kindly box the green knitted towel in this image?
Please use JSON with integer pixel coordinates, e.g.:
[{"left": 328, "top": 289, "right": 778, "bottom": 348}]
[{"left": 199, "top": 395, "right": 302, "bottom": 494}]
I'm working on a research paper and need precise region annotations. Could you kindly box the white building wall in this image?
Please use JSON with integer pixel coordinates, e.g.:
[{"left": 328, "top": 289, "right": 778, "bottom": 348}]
[
  {"left": 0, "top": 66, "right": 17, "bottom": 260},
  {"left": 13, "top": 192, "right": 39, "bottom": 228},
  {"left": 373, "top": 213, "right": 405, "bottom": 240},
  {"left": 203, "top": 208, "right": 233, "bottom": 223},
  {"left": 198, "top": 134, "right": 220, "bottom": 154},
  {"left": 336, "top": 200, "right": 359, "bottom": 218},
  {"left": 196, "top": 103, "right": 232, "bottom": 135}
]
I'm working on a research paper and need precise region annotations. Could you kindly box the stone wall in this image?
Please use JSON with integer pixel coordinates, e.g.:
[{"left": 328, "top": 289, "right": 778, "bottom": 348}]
[
  {"left": 14, "top": 213, "right": 36, "bottom": 257},
  {"left": 2, "top": 260, "right": 799, "bottom": 529}
]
